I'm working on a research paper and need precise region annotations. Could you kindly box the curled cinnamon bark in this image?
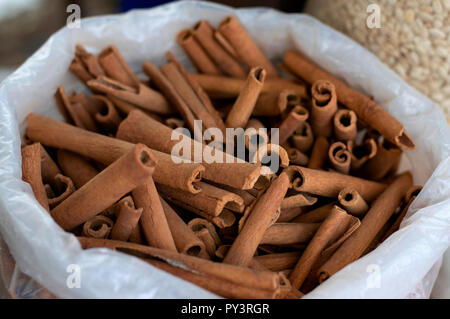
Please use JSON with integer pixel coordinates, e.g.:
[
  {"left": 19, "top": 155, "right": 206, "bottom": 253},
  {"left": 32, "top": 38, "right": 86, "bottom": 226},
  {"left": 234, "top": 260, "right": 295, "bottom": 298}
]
[
  {"left": 69, "top": 44, "right": 104, "bottom": 84},
  {"left": 161, "top": 198, "right": 208, "bottom": 258},
  {"left": 46, "top": 174, "right": 75, "bottom": 209},
  {"left": 284, "top": 50, "right": 415, "bottom": 150},
  {"left": 281, "top": 193, "right": 317, "bottom": 209},
  {"left": 347, "top": 138, "right": 377, "bottom": 172},
  {"left": 288, "top": 166, "right": 386, "bottom": 202},
  {"left": 132, "top": 178, "right": 177, "bottom": 251},
  {"left": 226, "top": 67, "right": 266, "bottom": 129},
  {"left": 333, "top": 109, "right": 357, "bottom": 141},
  {"left": 188, "top": 218, "right": 222, "bottom": 257},
  {"left": 56, "top": 150, "right": 98, "bottom": 189},
  {"left": 328, "top": 141, "right": 351, "bottom": 174},
  {"left": 291, "top": 122, "right": 314, "bottom": 153},
  {"left": 292, "top": 203, "right": 336, "bottom": 223},
  {"left": 189, "top": 73, "right": 307, "bottom": 99},
  {"left": 177, "top": 29, "right": 221, "bottom": 75},
  {"left": 110, "top": 196, "right": 143, "bottom": 242},
  {"left": 285, "top": 147, "right": 309, "bottom": 166},
  {"left": 307, "top": 136, "right": 329, "bottom": 170},
  {"left": 254, "top": 252, "right": 302, "bottom": 272},
  {"left": 338, "top": 187, "right": 369, "bottom": 217},
  {"left": 360, "top": 140, "right": 402, "bottom": 181},
  {"left": 82, "top": 215, "right": 114, "bottom": 239},
  {"left": 318, "top": 172, "right": 413, "bottom": 281},
  {"left": 51, "top": 144, "right": 157, "bottom": 231},
  {"left": 90, "top": 95, "right": 122, "bottom": 133},
  {"left": 310, "top": 80, "right": 338, "bottom": 138},
  {"left": 289, "top": 205, "right": 350, "bottom": 289},
  {"left": 192, "top": 20, "right": 247, "bottom": 78},
  {"left": 216, "top": 16, "right": 278, "bottom": 78},
  {"left": 39, "top": 145, "right": 63, "bottom": 192},
  {"left": 21, "top": 143, "right": 49, "bottom": 212},
  {"left": 278, "top": 105, "right": 309, "bottom": 145},
  {"left": 224, "top": 172, "right": 290, "bottom": 266},
  {"left": 261, "top": 223, "right": 319, "bottom": 245},
  {"left": 254, "top": 90, "right": 298, "bottom": 116},
  {"left": 98, "top": 45, "right": 140, "bottom": 88}
]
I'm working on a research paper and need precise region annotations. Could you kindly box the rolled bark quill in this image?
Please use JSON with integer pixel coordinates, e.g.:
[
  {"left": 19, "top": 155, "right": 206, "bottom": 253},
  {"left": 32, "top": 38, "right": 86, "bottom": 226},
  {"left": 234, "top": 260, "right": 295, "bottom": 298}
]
[
  {"left": 21, "top": 143, "right": 49, "bottom": 212},
  {"left": 78, "top": 237, "right": 286, "bottom": 294},
  {"left": 281, "top": 193, "right": 317, "bottom": 210},
  {"left": 189, "top": 73, "right": 307, "bottom": 99},
  {"left": 307, "top": 136, "right": 329, "bottom": 170},
  {"left": 328, "top": 141, "right": 351, "bottom": 174},
  {"left": 160, "top": 198, "right": 208, "bottom": 258},
  {"left": 82, "top": 215, "right": 114, "bottom": 239},
  {"left": 191, "top": 20, "right": 247, "bottom": 78},
  {"left": 277, "top": 207, "right": 303, "bottom": 222},
  {"left": 333, "top": 109, "right": 357, "bottom": 141},
  {"left": 261, "top": 223, "right": 319, "bottom": 245},
  {"left": 90, "top": 95, "right": 122, "bottom": 133},
  {"left": 158, "top": 182, "right": 242, "bottom": 228},
  {"left": 177, "top": 29, "right": 222, "bottom": 75},
  {"left": 188, "top": 218, "right": 222, "bottom": 257},
  {"left": 338, "top": 187, "right": 369, "bottom": 217},
  {"left": 225, "top": 67, "right": 266, "bottom": 129},
  {"left": 69, "top": 44, "right": 105, "bottom": 84},
  {"left": 253, "top": 91, "right": 290, "bottom": 117},
  {"left": 50, "top": 144, "right": 157, "bottom": 231},
  {"left": 318, "top": 172, "right": 413, "bottom": 281},
  {"left": 277, "top": 105, "right": 309, "bottom": 145},
  {"left": 216, "top": 16, "right": 279, "bottom": 78},
  {"left": 26, "top": 113, "right": 204, "bottom": 194},
  {"left": 286, "top": 147, "right": 309, "bottom": 166},
  {"left": 54, "top": 85, "right": 98, "bottom": 132},
  {"left": 224, "top": 172, "right": 290, "bottom": 267},
  {"left": 97, "top": 45, "right": 140, "bottom": 88},
  {"left": 46, "top": 174, "right": 76, "bottom": 209},
  {"left": 292, "top": 203, "right": 336, "bottom": 223},
  {"left": 283, "top": 50, "right": 415, "bottom": 150},
  {"left": 347, "top": 138, "right": 377, "bottom": 172},
  {"left": 132, "top": 179, "right": 177, "bottom": 251},
  {"left": 254, "top": 252, "right": 302, "bottom": 272},
  {"left": 116, "top": 110, "right": 268, "bottom": 190},
  {"left": 310, "top": 80, "right": 338, "bottom": 138},
  {"left": 39, "top": 145, "right": 63, "bottom": 192},
  {"left": 87, "top": 76, "right": 173, "bottom": 116},
  {"left": 359, "top": 140, "right": 402, "bottom": 181},
  {"left": 288, "top": 166, "right": 386, "bottom": 202},
  {"left": 291, "top": 122, "right": 314, "bottom": 154},
  {"left": 56, "top": 150, "right": 98, "bottom": 189},
  {"left": 250, "top": 143, "right": 290, "bottom": 172},
  {"left": 110, "top": 196, "right": 143, "bottom": 242},
  {"left": 289, "top": 205, "right": 350, "bottom": 289}
]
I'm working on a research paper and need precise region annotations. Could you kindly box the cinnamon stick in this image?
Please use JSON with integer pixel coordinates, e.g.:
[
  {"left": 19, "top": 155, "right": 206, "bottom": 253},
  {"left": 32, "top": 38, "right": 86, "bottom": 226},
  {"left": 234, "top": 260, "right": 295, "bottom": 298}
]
[
  {"left": 277, "top": 105, "right": 309, "bottom": 145},
  {"left": 46, "top": 174, "right": 75, "bottom": 208},
  {"left": 291, "top": 122, "right": 314, "bottom": 153},
  {"left": 82, "top": 215, "right": 114, "bottom": 239},
  {"left": 318, "top": 172, "right": 413, "bottom": 281},
  {"left": 310, "top": 80, "right": 338, "bottom": 138},
  {"left": 56, "top": 150, "right": 98, "bottom": 188},
  {"left": 292, "top": 203, "right": 335, "bottom": 223},
  {"left": 254, "top": 252, "right": 302, "bottom": 272},
  {"left": 261, "top": 223, "right": 319, "bottom": 245},
  {"left": 97, "top": 45, "right": 140, "bottom": 88},
  {"left": 307, "top": 136, "right": 329, "bottom": 169},
  {"left": 347, "top": 138, "right": 377, "bottom": 172},
  {"left": 338, "top": 187, "right": 369, "bottom": 217},
  {"left": 253, "top": 90, "right": 298, "bottom": 116},
  {"left": 188, "top": 218, "right": 222, "bottom": 257},
  {"left": 360, "top": 140, "right": 402, "bottom": 181},
  {"left": 110, "top": 196, "right": 143, "bottom": 242},
  {"left": 90, "top": 95, "right": 122, "bottom": 133},
  {"left": 51, "top": 144, "right": 156, "bottom": 231},
  {"left": 328, "top": 141, "right": 351, "bottom": 174},
  {"left": 284, "top": 50, "right": 415, "bottom": 150},
  {"left": 333, "top": 109, "right": 357, "bottom": 141}
]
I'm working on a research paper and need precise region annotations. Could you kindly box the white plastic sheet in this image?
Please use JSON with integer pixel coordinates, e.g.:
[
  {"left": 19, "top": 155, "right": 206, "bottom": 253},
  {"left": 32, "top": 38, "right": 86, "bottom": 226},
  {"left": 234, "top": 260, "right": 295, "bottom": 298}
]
[{"left": 0, "top": 0, "right": 449, "bottom": 298}]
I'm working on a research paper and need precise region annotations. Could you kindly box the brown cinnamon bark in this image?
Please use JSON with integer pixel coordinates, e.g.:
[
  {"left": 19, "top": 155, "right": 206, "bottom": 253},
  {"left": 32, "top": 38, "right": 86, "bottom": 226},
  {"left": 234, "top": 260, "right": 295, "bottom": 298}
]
[
  {"left": 192, "top": 20, "right": 247, "bottom": 78},
  {"left": 261, "top": 223, "right": 319, "bottom": 245},
  {"left": 189, "top": 73, "right": 307, "bottom": 99},
  {"left": 51, "top": 144, "right": 156, "bottom": 231},
  {"left": 97, "top": 45, "right": 140, "bottom": 88},
  {"left": 318, "top": 172, "right": 413, "bottom": 281},
  {"left": 188, "top": 218, "right": 222, "bottom": 257},
  {"left": 110, "top": 196, "right": 143, "bottom": 242},
  {"left": 278, "top": 105, "right": 309, "bottom": 145},
  {"left": 216, "top": 16, "right": 278, "bottom": 78},
  {"left": 310, "top": 80, "right": 338, "bottom": 138},
  {"left": 161, "top": 198, "right": 208, "bottom": 258},
  {"left": 21, "top": 143, "right": 49, "bottom": 212},
  {"left": 333, "top": 109, "right": 357, "bottom": 141},
  {"left": 177, "top": 29, "right": 222, "bottom": 75},
  {"left": 338, "top": 187, "right": 369, "bottom": 217},
  {"left": 285, "top": 147, "right": 309, "bottom": 166},
  {"left": 292, "top": 203, "right": 336, "bottom": 223},
  {"left": 39, "top": 144, "right": 63, "bottom": 192},
  {"left": 226, "top": 67, "right": 266, "bottom": 128},
  {"left": 284, "top": 50, "right": 415, "bottom": 150},
  {"left": 289, "top": 205, "right": 350, "bottom": 289},
  {"left": 46, "top": 174, "right": 75, "bottom": 208},
  {"left": 277, "top": 207, "right": 304, "bottom": 222},
  {"left": 244, "top": 118, "right": 269, "bottom": 150},
  {"left": 69, "top": 44, "right": 105, "bottom": 84},
  {"left": 56, "top": 150, "right": 98, "bottom": 189},
  {"left": 281, "top": 193, "right": 317, "bottom": 209},
  {"left": 254, "top": 252, "right": 302, "bottom": 272},
  {"left": 254, "top": 90, "right": 299, "bottom": 116},
  {"left": 26, "top": 113, "right": 204, "bottom": 194},
  {"left": 347, "top": 138, "right": 378, "bottom": 172},
  {"left": 289, "top": 166, "right": 386, "bottom": 202},
  {"left": 132, "top": 179, "right": 177, "bottom": 251},
  {"left": 223, "top": 172, "right": 290, "bottom": 266},
  {"left": 291, "top": 122, "right": 314, "bottom": 153},
  {"left": 90, "top": 95, "right": 122, "bottom": 133},
  {"left": 307, "top": 136, "right": 329, "bottom": 170},
  {"left": 82, "top": 215, "right": 114, "bottom": 239},
  {"left": 328, "top": 141, "right": 351, "bottom": 174},
  {"left": 360, "top": 140, "right": 402, "bottom": 181},
  {"left": 116, "top": 110, "right": 268, "bottom": 190}
]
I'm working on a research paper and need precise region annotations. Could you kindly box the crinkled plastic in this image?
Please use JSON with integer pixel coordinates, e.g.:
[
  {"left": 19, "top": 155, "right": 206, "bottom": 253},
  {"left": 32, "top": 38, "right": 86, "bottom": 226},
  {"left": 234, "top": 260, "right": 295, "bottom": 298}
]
[{"left": 0, "top": 1, "right": 449, "bottom": 298}]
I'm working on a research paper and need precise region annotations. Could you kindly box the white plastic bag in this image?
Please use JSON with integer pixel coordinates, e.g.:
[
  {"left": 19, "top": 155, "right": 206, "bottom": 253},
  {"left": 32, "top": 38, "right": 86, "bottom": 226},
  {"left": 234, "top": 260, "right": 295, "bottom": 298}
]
[{"left": 0, "top": 0, "right": 449, "bottom": 298}]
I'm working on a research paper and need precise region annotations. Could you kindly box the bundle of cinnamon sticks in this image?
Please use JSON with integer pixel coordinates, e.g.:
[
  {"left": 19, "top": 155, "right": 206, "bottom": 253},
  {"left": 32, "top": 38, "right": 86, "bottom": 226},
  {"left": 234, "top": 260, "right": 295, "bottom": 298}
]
[{"left": 20, "top": 16, "right": 420, "bottom": 298}]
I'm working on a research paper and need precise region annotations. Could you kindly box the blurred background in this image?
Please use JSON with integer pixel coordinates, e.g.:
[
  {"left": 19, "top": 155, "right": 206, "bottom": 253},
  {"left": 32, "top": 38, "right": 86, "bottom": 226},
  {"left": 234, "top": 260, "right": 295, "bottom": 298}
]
[{"left": 0, "top": 0, "right": 449, "bottom": 299}]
